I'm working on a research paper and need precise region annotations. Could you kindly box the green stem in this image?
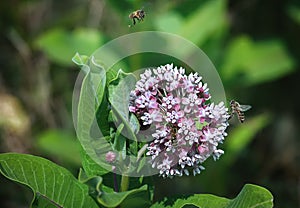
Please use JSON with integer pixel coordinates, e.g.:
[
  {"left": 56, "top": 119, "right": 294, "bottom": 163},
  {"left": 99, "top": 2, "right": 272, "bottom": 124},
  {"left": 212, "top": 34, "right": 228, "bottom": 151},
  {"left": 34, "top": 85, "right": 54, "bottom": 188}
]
[{"left": 120, "top": 175, "right": 129, "bottom": 192}]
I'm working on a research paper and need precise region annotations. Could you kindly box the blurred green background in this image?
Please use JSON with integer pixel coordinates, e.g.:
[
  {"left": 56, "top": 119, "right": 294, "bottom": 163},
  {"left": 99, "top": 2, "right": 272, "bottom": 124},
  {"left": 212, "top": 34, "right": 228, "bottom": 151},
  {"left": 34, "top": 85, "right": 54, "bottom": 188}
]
[{"left": 0, "top": 0, "right": 299, "bottom": 207}]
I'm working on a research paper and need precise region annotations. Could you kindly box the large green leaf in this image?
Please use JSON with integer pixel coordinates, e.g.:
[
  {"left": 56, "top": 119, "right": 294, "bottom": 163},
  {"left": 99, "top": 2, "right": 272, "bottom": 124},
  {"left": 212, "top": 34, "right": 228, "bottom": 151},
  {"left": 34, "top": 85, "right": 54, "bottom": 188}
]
[
  {"left": 151, "top": 184, "right": 273, "bottom": 208},
  {"left": 73, "top": 53, "right": 110, "bottom": 137},
  {"left": 226, "top": 184, "right": 273, "bottom": 208},
  {"left": 74, "top": 53, "right": 113, "bottom": 176},
  {"left": 221, "top": 36, "right": 295, "bottom": 86},
  {"left": 0, "top": 153, "right": 99, "bottom": 208},
  {"left": 31, "top": 193, "right": 58, "bottom": 208},
  {"left": 74, "top": 55, "right": 106, "bottom": 106},
  {"left": 173, "top": 194, "right": 229, "bottom": 208},
  {"left": 35, "top": 28, "right": 103, "bottom": 66}
]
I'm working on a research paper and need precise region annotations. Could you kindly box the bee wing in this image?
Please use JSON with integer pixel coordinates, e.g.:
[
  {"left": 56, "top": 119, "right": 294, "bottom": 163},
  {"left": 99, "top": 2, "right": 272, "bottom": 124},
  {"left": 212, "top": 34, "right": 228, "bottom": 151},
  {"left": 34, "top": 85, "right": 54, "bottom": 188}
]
[{"left": 238, "top": 104, "right": 252, "bottom": 112}]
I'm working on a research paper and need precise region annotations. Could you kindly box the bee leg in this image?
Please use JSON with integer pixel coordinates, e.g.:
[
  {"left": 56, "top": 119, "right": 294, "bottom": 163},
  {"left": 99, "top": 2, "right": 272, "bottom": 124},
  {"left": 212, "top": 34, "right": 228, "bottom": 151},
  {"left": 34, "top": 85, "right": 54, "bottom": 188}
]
[{"left": 133, "top": 17, "right": 137, "bottom": 25}]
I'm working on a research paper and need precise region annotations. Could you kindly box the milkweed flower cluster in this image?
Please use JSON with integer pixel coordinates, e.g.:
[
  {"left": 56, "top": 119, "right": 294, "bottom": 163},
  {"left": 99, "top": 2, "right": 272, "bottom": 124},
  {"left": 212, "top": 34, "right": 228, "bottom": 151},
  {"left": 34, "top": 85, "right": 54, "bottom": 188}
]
[{"left": 129, "top": 64, "right": 230, "bottom": 177}]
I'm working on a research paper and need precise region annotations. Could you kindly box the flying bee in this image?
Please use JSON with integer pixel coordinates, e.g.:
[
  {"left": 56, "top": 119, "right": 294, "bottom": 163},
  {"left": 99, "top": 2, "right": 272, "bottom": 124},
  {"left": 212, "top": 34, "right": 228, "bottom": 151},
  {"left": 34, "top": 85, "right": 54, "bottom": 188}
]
[
  {"left": 128, "top": 8, "right": 145, "bottom": 27},
  {"left": 229, "top": 100, "right": 252, "bottom": 123}
]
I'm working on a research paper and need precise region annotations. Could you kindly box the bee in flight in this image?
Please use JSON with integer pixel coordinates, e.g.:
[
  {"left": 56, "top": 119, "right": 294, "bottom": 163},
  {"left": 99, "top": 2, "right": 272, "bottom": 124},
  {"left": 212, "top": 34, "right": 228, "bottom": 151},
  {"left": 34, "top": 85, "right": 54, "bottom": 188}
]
[
  {"left": 229, "top": 100, "right": 252, "bottom": 123},
  {"left": 128, "top": 8, "right": 145, "bottom": 27}
]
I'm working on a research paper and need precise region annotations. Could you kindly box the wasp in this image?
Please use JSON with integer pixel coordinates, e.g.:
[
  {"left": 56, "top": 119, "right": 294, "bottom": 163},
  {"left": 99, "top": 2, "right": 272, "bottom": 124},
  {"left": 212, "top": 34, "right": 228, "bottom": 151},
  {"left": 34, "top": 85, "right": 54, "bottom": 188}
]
[
  {"left": 229, "top": 100, "right": 252, "bottom": 123},
  {"left": 128, "top": 9, "right": 145, "bottom": 27}
]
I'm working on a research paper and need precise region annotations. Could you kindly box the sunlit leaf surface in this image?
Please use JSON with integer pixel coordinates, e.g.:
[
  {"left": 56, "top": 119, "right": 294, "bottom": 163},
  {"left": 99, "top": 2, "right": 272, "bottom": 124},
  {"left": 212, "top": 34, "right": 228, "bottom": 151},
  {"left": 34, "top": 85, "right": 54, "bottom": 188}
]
[
  {"left": 0, "top": 153, "right": 99, "bottom": 208},
  {"left": 151, "top": 184, "right": 273, "bottom": 208}
]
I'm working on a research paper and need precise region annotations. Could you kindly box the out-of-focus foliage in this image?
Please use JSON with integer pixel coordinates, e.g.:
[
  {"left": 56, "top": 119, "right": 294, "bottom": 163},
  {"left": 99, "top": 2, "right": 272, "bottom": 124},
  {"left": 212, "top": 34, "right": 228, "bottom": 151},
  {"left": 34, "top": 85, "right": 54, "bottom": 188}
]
[
  {"left": 221, "top": 36, "right": 294, "bottom": 86},
  {"left": 223, "top": 114, "right": 271, "bottom": 166},
  {"left": 154, "top": 0, "right": 228, "bottom": 46},
  {"left": 35, "top": 28, "right": 104, "bottom": 66},
  {"left": 288, "top": 4, "right": 300, "bottom": 24},
  {"left": 36, "top": 129, "right": 81, "bottom": 166}
]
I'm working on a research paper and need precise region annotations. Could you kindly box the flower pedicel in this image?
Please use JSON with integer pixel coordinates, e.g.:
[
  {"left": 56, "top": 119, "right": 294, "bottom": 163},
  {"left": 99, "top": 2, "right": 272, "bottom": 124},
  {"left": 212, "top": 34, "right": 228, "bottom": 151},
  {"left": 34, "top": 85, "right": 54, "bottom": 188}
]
[{"left": 129, "top": 64, "right": 230, "bottom": 177}]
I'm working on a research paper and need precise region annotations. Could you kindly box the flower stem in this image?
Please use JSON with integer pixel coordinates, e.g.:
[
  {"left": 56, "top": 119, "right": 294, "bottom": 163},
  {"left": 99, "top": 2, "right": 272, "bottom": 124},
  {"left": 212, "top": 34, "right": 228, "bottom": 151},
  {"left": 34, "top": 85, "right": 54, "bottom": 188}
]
[
  {"left": 120, "top": 175, "right": 129, "bottom": 192},
  {"left": 113, "top": 172, "right": 119, "bottom": 192}
]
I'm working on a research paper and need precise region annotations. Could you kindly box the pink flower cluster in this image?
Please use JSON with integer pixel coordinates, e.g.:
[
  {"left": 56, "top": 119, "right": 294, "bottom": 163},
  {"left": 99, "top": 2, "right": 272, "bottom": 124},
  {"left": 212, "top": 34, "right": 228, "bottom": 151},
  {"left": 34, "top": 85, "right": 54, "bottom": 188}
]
[{"left": 129, "top": 64, "right": 230, "bottom": 177}]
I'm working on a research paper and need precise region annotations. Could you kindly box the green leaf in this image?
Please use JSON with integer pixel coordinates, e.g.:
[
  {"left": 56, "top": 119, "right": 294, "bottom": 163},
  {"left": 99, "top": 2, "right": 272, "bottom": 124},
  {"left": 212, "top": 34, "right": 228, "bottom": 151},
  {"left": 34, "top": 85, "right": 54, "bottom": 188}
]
[
  {"left": 173, "top": 194, "right": 229, "bottom": 208},
  {"left": 287, "top": 4, "right": 300, "bottom": 24},
  {"left": 108, "top": 70, "right": 136, "bottom": 121},
  {"left": 73, "top": 55, "right": 106, "bottom": 106},
  {"left": 137, "top": 156, "right": 147, "bottom": 173},
  {"left": 76, "top": 68, "right": 98, "bottom": 141},
  {"left": 178, "top": 0, "right": 228, "bottom": 46},
  {"left": 72, "top": 52, "right": 89, "bottom": 66},
  {"left": 35, "top": 28, "right": 103, "bottom": 66},
  {"left": 71, "top": 54, "right": 111, "bottom": 137},
  {"left": 106, "top": 67, "right": 119, "bottom": 86},
  {"left": 78, "top": 169, "right": 104, "bottom": 196},
  {"left": 81, "top": 148, "right": 110, "bottom": 177},
  {"left": 151, "top": 184, "right": 273, "bottom": 208},
  {"left": 79, "top": 171, "right": 149, "bottom": 208},
  {"left": 118, "top": 189, "right": 151, "bottom": 208},
  {"left": 96, "top": 184, "right": 148, "bottom": 208},
  {"left": 129, "top": 114, "right": 140, "bottom": 134},
  {"left": 0, "top": 153, "right": 99, "bottom": 208},
  {"left": 31, "top": 193, "right": 58, "bottom": 208},
  {"left": 221, "top": 36, "right": 295, "bottom": 86},
  {"left": 226, "top": 184, "right": 273, "bottom": 208},
  {"left": 79, "top": 167, "right": 151, "bottom": 208},
  {"left": 36, "top": 130, "right": 81, "bottom": 166},
  {"left": 90, "top": 57, "right": 107, "bottom": 106},
  {"left": 108, "top": 70, "right": 138, "bottom": 141},
  {"left": 75, "top": 58, "right": 113, "bottom": 178},
  {"left": 154, "top": 12, "right": 183, "bottom": 33},
  {"left": 95, "top": 89, "right": 111, "bottom": 137},
  {"left": 113, "top": 124, "right": 127, "bottom": 160}
]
